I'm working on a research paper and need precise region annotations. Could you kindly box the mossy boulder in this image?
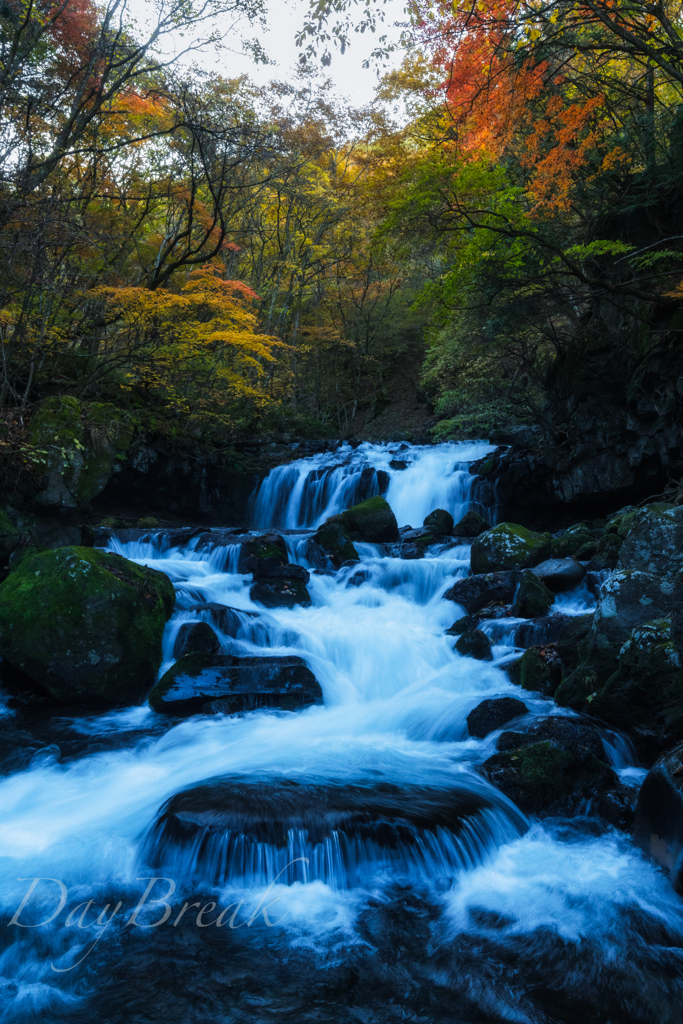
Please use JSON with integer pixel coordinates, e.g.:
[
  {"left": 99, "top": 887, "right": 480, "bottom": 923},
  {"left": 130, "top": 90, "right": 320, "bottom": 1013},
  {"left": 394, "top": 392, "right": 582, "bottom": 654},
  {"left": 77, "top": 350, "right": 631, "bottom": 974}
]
[
  {"left": 0, "top": 546, "right": 174, "bottom": 706},
  {"left": 634, "top": 742, "right": 683, "bottom": 891},
  {"left": 507, "top": 647, "right": 561, "bottom": 695},
  {"left": 466, "top": 696, "right": 528, "bottom": 739},
  {"left": 250, "top": 563, "right": 312, "bottom": 608},
  {"left": 588, "top": 620, "right": 683, "bottom": 756},
  {"left": 586, "top": 532, "right": 622, "bottom": 570},
  {"left": 28, "top": 396, "right": 133, "bottom": 507},
  {"left": 470, "top": 523, "right": 551, "bottom": 575},
  {"left": 556, "top": 613, "right": 594, "bottom": 675},
  {"left": 482, "top": 737, "right": 616, "bottom": 815},
  {"left": 454, "top": 629, "right": 493, "bottom": 660},
  {"left": 423, "top": 508, "right": 454, "bottom": 537},
  {"left": 452, "top": 510, "right": 489, "bottom": 538},
  {"left": 311, "top": 521, "right": 358, "bottom": 569},
  {"left": 444, "top": 570, "right": 520, "bottom": 614},
  {"left": 328, "top": 495, "right": 399, "bottom": 543},
  {"left": 237, "top": 533, "right": 288, "bottom": 575},
  {"left": 551, "top": 523, "right": 594, "bottom": 559},
  {"left": 531, "top": 558, "right": 586, "bottom": 593},
  {"left": 512, "top": 569, "right": 554, "bottom": 618},
  {"left": 618, "top": 505, "right": 683, "bottom": 581}
]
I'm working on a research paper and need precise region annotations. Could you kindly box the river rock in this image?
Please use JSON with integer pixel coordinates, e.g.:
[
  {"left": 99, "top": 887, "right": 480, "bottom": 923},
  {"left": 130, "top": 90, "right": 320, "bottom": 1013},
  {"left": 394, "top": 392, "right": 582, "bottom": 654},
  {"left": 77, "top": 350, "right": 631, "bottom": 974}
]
[
  {"left": 173, "top": 621, "right": 222, "bottom": 659},
  {"left": 471, "top": 523, "right": 551, "bottom": 575},
  {"left": 454, "top": 629, "right": 493, "bottom": 660},
  {"left": 586, "top": 532, "right": 622, "bottom": 571},
  {"left": 555, "top": 571, "right": 673, "bottom": 709},
  {"left": 444, "top": 570, "right": 521, "bottom": 614},
  {"left": 310, "top": 522, "right": 358, "bottom": 569},
  {"left": 423, "top": 509, "right": 454, "bottom": 536},
  {"left": 149, "top": 654, "right": 323, "bottom": 716},
  {"left": 0, "top": 546, "right": 175, "bottom": 706},
  {"left": 452, "top": 510, "right": 489, "bottom": 538},
  {"left": 250, "top": 562, "right": 312, "bottom": 608},
  {"left": 672, "top": 571, "right": 683, "bottom": 664},
  {"left": 634, "top": 742, "right": 683, "bottom": 891},
  {"left": 514, "top": 615, "right": 569, "bottom": 648},
  {"left": 512, "top": 570, "right": 554, "bottom": 618},
  {"left": 497, "top": 716, "right": 605, "bottom": 760},
  {"left": 507, "top": 646, "right": 561, "bottom": 695},
  {"left": 618, "top": 505, "right": 683, "bottom": 581},
  {"left": 551, "top": 524, "right": 595, "bottom": 559},
  {"left": 531, "top": 558, "right": 586, "bottom": 593},
  {"left": 142, "top": 776, "right": 524, "bottom": 887},
  {"left": 466, "top": 697, "right": 528, "bottom": 738},
  {"left": 186, "top": 603, "right": 258, "bottom": 638},
  {"left": 482, "top": 717, "right": 617, "bottom": 815},
  {"left": 445, "top": 614, "right": 480, "bottom": 636},
  {"left": 237, "top": 533, "right": 288, "bottom": 575},
  {"left": 328, "top": 495, "right": 399, "bottom": 543}
]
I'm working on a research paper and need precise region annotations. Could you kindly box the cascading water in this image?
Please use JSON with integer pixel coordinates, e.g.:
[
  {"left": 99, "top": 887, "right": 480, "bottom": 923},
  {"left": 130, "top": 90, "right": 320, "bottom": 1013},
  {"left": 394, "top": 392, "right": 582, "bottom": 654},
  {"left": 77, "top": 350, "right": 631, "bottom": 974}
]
[{"left": 0, "top": 441, "right": 682, "bottom": 1024}]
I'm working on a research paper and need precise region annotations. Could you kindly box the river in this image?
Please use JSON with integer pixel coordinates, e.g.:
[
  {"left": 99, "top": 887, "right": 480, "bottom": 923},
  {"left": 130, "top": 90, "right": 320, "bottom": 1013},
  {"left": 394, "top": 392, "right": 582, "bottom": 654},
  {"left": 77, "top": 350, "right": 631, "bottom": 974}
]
[{"left": 0, "top": 441, "right": 681, "bottom": 1022}]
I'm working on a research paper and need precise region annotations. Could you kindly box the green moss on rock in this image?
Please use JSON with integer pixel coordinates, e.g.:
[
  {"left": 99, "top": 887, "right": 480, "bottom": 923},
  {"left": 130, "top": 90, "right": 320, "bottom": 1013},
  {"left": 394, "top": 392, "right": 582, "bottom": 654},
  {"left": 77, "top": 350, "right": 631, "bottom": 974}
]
[
  {"left": 330, "top": 495, "right": 399, "bottom": 543},
  {"left": 312, "top": 522, "right": 358, "bottom": 568},
  {"left": 512, "top": 570, "right": 554, "bottom": 618},
  {"left": 0, "top": 546, "right": 174, "bottom": 706},
  {"left": 471, "top": 522, "right": 551, "bottom": 575}
]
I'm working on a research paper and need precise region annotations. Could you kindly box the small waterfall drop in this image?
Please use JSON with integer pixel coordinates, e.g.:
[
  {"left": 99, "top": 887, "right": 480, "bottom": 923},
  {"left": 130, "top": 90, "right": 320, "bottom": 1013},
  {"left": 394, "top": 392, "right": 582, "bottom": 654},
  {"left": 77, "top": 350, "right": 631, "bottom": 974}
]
[{"left": 251, "top": 441, "right": 494, "bottom": 529}]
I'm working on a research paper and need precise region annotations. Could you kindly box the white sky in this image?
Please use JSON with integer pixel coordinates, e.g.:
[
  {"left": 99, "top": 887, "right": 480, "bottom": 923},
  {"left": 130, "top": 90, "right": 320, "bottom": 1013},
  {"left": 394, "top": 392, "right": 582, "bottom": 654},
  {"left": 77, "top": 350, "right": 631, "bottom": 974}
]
[{"left": 163, "top": 0, "right": 408, "bottom": 108}]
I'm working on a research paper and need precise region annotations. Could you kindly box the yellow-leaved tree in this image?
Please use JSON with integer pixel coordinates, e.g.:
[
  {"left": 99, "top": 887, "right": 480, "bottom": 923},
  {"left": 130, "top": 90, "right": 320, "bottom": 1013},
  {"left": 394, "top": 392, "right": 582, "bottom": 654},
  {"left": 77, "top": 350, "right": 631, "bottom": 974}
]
[{"left": 95, "top": 265, "right": 284, "bottom": 431}]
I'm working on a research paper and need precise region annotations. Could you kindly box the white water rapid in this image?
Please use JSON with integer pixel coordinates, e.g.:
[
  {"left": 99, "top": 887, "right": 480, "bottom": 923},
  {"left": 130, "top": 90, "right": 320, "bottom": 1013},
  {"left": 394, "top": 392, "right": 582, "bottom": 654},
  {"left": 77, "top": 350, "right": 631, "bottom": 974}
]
[{"left": 0, "top": 441, "right": 681, "bottom": 1023}]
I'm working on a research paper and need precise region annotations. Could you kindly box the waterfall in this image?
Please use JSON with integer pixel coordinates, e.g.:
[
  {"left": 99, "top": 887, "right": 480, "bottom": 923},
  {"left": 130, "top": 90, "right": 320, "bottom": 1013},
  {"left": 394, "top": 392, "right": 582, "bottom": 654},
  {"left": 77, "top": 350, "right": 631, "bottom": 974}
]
[{"left": 251, "top": 441, "right": 494, "bottom": 529}]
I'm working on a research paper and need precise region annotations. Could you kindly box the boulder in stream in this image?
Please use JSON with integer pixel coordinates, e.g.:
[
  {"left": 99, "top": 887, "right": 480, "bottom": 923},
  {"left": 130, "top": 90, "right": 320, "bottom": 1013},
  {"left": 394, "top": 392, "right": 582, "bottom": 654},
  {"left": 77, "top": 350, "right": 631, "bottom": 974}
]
[
  {"left": 507, "top": 646, "right": 561, "bottom": 695},
  {"left": 454, "top": 629, "right": 493, "bottom": 661},
  {"left": 452, "top": 510, "right": 489, "bottom": 538},
  {"left": 173, "top": 621, "right": 222, "bottom": 659},
  {"left": 444, "top": 570, "right": 521, "bottom": 614},
  {"left": 327, "top": 495, "right": 399, "bottom": 543},
  {"left": 482, "top": 716, "right": 617, "bottom": 815},
  {"left": 423, "top": 508, "right": 454, "bottom": 537},
  {"left": 618, "top": 505, "right": 683, "bottom": 581},
  {"left": 512, "top": 569, "right": 554, "bottom": 618},
  {"left": 0, "top": 546, "right": 175, "bottom": 706},
  {"left": 310, "top": 521, "right": 358, "bottom": 569},
  {"left": 149, "top": 653, "right": 323, "bottom": 716},
  {"left": 471, "top": 523, "right": 551, "bottom": 575},
  {"left": 530, "top": 558, "right": 586, "bottom": 593},
  {"left": 250, "top": 562, "right": 312, "bottom": 608},
  {"left": 467, "top": 697, "right": 528, "bottom": 738}
]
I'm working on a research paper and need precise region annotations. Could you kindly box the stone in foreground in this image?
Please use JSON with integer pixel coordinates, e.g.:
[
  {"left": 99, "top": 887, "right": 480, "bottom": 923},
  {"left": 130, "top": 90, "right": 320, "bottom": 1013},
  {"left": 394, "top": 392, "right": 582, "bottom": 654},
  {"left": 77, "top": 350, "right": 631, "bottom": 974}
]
[
  {"left": 328, "top": 495, "right": 399, "bottom": 543},
  {"left": 455, "top": 629, "right": 493, "bottom": 661},
  {"left": 471, "top": 523, "right": 551, "bottom": 575},
  {"left": 444, "top": 570, "right": 521, "bottom": 614},
  {"left": 0, "top": 546, "right": 174, "bottom": 706},
  {"left": 149, "top": 653, "right": 323, "bottom": 716}
]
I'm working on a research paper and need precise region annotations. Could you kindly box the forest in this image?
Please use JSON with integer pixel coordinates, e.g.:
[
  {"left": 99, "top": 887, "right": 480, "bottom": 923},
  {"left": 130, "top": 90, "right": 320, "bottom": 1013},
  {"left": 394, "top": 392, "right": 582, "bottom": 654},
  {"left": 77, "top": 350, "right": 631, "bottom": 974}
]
[{"left": 2, "top": 0, "right": 683, "bottom": 457}]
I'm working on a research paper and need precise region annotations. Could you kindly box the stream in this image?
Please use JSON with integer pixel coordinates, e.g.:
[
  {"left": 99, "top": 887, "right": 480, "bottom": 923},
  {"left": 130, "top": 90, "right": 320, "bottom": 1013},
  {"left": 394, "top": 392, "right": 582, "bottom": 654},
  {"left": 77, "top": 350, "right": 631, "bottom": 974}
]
[{"left": 1, "top": 441, "right": 682, "bottom": 1023}]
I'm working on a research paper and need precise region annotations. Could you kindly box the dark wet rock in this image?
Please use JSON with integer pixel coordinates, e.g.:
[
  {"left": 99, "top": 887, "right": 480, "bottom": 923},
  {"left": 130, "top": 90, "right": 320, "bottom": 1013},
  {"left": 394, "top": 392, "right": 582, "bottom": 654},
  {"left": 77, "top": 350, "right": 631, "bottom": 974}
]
[
  {"left": 618, "top": 505, "right": 683, "bottom": 581},
  {"left": 149, "top": 654, "right": 323, "bottom": 716},
  {"left": 479, "top": 604, "right": 515, "bottom": 620},
  {"left": 482, "top": 715, "right": 617, "bottom": 815},
  {"left": 586, "top": 532, "right": 622, "bottom": 571},
  {"left": 310, "top": 521, "right": 358, "bottom": 570},
  {"left": 444, "top": 570, "right": 521, "bottom": 614},
  {"left": 507, "top": 646, "right": 561, "bottom": 695},
  {"left": 551, "top": 524, "right": 595, "bottom": 559},
  {"left": 186, "top": 603, "right": 258, "bottom": 638},
  {"left": 237, "top": 532, "right": 288, "bottom": 575},
  {"left": 454, "top": 629, "right": 493, "bottom": 661},
  {"left": 555, "top": 613, "right": 594, "bottom": 675},
  {"left": 445, "top": 614, "right": 480, "bottom": 636},
  {"left": 531, "top": 558, "right": 586, "bottom": 593},
  {"left": 0, "top": 547, "right": 174, "bottom": 706},
  {"left": 555, "top": 571, "right": 673, "bottom": 711},
  {"left": 497, "top": 716, "right": 605, "bottom": 760},
  {"left": 423, "top": 509, "right": 454, "bottom": 537},
  {"left": 173, "top": 621, "right": 222, "bottom": 659},
  {"left": 452, "top": 509, "right": 489, "bottom": 538},
  {"left": 673, "top": 570, "right": 683, "bottom": 665},
  {"left": 634, "top": 741, "right": 683, "bottom": 891},
  {"left": 512, "top": 570, "right": 554, "bottom": 618},
  {"left": 347, "top": 570, "right": 368, "bottom": 587},
  {"left": 390, "top": 526, "right": 434, "bottom": 559},
  {"left": 389, "top": 459, "right": 408, "bottom": 470},
  {"left": 585, "top": 620, "right": 683, "bottom": 760},
  {"left": 141, "top": 776, "right": 522, "bottom": 888},
  {"left": 594, "top": 787, "right": 636, "bottom": 831},
  {"left": 471, "top": 523, "right": 551, "bottom": 575},
  {"left": 466, "top": 697, "right": 528, "bottom": 739},
  {"left": 250, "top": 562, "right": 312, "bottom": 608},
  {"left": 514, "top": 614, "right": 569, "bottom": 648}
]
